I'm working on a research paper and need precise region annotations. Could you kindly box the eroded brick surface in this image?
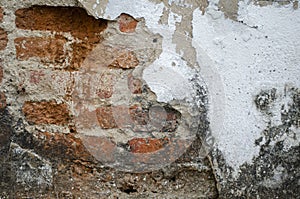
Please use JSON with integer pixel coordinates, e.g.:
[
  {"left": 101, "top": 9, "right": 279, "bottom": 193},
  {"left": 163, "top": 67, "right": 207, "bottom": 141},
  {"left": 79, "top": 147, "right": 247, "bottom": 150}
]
[
  {"left": 128, "top": 73, "right": 142, "bottom": 94},
  {"left": 96, "top": 106, "right": 137, "bottom": 129},
  {"left": 0, "top": 65, "right": 3, "bottom": 83},
  {"left": 15, "top": 6, "right": 107, "bottom": 41},
  {"left": 128, "top": 137, "right": 168, "bottom": 153},
  {"left": 109, "top": 50, "right": 139, "bottom": 69},
  {"left": 96, "top": 72, "right": 116, "bottom": 99},
  {"left": 0, "top": 7, "right": 3, "bottom": 22},
  {"left": 15, "top": 36, "right": 67, "bottom": 63},
  {"left": 0, "top": 28, "right": 8, "bottom": 51},
  {"left": 118, "top": 13, "right": 138, "bottom": 33},
  {"left": 22, "top": 100, "right": 70, "bottom": 125}
]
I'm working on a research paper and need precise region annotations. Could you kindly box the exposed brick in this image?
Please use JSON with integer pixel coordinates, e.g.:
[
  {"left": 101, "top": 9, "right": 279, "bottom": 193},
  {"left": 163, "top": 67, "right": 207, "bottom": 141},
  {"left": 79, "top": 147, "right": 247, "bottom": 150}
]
[
  {"left": 29, "top": 70, "right": 45, "bottom": 84},
  {"left": 22, "top": 100, "right": 70, "bottom": 125},
  {"left": 109, "top": 50, "right": 139, "bottom": 69},
  {"left": 81, "top": 136, "right": 116, "bottom": 163},
  {"left": 0, "top": 28, "right": 8, "bottom": 51},
  {"left": 15, "top": 36, "right": 67, "bottom": 63},
  {"left": 96, "top": 105, "right": 149, "bottom": 129},
  {"left": 96, "top": 106, "right": 116, "bottom": 129},
  {"left": 0, "top": 92, "right": 6, "bottom": 109},
  {"left": 95, "top": 105, "right": 180, "bottom": 131},
  {"left": 0, "top": 65, "right": 3, "bottom": 83},
  {"left": 159, "top": 106, "right": 181, "bottom": 132},
  {"left": 118, "top": 13, "right": 138, "bottom": 33},
  {"left": 96, "top": 72, "right": 116, "bottom": 99},
  {"left": 15, "top": 6, "right": 107, "bottom": 42},
  {"left": 129, "top": 105, "right": 149, "bottom": 125},
  {"left": 128, "top": 138, "right": 168, "bottom": 153},
  {"left": 70, "top": 42, "right": 94, "bottom": 70},
  {"left": 96, "top": 106, "right": 132, "bottom": 129},
  {"left": 15, "top": 131, "right": 94, "bottom": 163},
  {"left": 0, "top": 7, "right": 3, "bottom": 22},
  {"left": 128, "top": 73, "right": 142, "bottom": 94}
]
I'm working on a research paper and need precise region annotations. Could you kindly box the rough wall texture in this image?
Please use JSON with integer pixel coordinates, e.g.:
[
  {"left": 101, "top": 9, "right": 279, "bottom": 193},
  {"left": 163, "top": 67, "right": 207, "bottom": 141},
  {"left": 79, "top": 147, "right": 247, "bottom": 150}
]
[{"left": 0, "top": 0, "right": 299, "bottom": 198}]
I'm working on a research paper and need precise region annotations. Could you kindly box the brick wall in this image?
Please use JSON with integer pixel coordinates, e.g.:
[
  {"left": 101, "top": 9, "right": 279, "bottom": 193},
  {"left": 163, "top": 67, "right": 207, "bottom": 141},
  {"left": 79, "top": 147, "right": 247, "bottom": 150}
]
[{"left": 0, "top": 2, "right": 217, "bottom": 198}]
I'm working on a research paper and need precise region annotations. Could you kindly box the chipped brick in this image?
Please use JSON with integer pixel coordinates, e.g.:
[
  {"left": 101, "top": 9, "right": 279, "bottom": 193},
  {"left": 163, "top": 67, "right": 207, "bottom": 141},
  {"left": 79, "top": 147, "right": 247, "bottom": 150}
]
[
  {"left": 22, "top": 100, "right": 70, "bottom": 125},
  {"left": 118, "top": 13, "right": 138, "bottom": 33},
  {"left": 15, "top": 36, "right": 67, "bottom": 64},
  {"left": 0, "top": 28, "right": 8, "bottom": 51},
  {"left": 128, "top": 138, "right": 168, "bottom": 153}
]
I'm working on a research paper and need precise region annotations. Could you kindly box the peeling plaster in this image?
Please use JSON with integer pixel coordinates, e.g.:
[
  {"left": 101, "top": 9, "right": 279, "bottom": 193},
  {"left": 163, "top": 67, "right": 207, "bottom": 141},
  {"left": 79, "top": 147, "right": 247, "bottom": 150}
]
[{"left": 193, "top": 2, "right": 300, "bottom": 174}]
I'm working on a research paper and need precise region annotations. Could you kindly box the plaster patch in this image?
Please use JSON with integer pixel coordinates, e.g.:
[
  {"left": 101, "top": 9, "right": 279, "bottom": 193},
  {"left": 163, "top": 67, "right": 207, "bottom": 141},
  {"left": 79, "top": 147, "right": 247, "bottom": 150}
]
[{"left": 192, "top": 2, "right": 300, "bottom": 174}]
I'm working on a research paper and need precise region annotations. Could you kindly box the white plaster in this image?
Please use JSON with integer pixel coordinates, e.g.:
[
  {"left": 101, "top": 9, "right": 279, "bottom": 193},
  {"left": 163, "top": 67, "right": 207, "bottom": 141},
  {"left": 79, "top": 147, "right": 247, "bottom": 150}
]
[
  {"left": 192, "top": 2, "right": 300, "bottom": 174},
  {"left": 104, "top": 0, "right": 164, "bottom": 29}
]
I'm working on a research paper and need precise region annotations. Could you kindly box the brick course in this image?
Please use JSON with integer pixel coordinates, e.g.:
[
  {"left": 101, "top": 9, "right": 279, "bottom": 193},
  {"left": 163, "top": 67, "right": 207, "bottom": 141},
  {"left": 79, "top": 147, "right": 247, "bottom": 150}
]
[
  {"left": 22, "top": 100, "right": 70, "bottom": 125},
  {"left": 0, "top": 7, "right": 3, "bottom": 22},
  {"left": 15, "top": 36, "right": 67, "bottom": 63},
  {"left": 0, "top": 28, "right": 8, "bottom": 51},
  {"left": 15, "top": 6, "right": 107, "bottom": 41}
]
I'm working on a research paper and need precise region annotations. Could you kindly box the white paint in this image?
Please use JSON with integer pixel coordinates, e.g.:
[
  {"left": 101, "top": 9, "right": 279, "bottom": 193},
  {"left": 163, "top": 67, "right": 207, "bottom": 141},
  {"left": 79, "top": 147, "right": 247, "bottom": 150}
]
[
  {"left": 104, "top": 0, "right": 164, "bottom": 29},
  {"left": 192, "top": 2, "right": 300, "bottom": 174}
]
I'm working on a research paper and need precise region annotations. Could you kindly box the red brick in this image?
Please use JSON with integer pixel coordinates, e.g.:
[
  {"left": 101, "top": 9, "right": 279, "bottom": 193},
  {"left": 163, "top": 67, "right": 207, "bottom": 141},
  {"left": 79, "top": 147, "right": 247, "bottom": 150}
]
[
  {"left": 96, "top": 106, "right": 132, "bottom": 129},
  {"left": 96, "top": 106, "right": 116, "bottom": 129},
  {"left": 128, "top": 138, "right": 168, "bottom": 153},
  {"left": 118, "top": 13, "right": 138, "bottom": 33},
  {"left": 96, "top": 105, "right": 151, "bottom": 129},
  {"left": 15, "top": 36, "right": 67, "bottom": 63},
  {"left": 32, "top": 131, "right": 94, "bottom": 162},
  {"left": 0, "top": 7, "right": 3, "bottom": 22},
  {"left": 128, "top": 73, "right": 142, "bottom": 94},
  {"left": 0, "top": 28, "right": 8, "bottom": 51},
  {"left": 109, "top": 50, "right": 139, "bottom": 69},
  {"left": 96, "top": 72, "right": 116, "bottom": 99},
  {"left": 15, "top": 6, "right": 107, "bottom": 41},
  {"left": 22, "top": 100, "right": 70, "bottom": 125},
  {"left": 29, "top": 70, "right": 45, "bottom": 84},
  {"left": 0, "top": 65, "right": 3, "bottom": 83},
  {"left": 0, "top": 92, "right": 6, "bottom": 109},
  {"left": 81, "top": 136, "right": 116, "bottom": 163},
  {"left": 69, "top": 42, "right": 94, "bottom": 71}
]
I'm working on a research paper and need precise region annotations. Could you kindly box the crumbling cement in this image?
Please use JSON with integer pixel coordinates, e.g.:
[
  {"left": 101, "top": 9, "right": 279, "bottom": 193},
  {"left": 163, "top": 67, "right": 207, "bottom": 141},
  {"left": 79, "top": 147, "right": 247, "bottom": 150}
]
[{"left": 0, "top": 0, "right": 299, "bottom": 198}]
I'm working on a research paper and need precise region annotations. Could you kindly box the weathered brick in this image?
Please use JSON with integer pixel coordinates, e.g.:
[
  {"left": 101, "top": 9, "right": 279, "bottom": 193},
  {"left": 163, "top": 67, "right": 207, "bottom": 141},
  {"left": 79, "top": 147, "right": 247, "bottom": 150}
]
[
  {"left": 15, "top": 36, "right": 66, "bottom": 63},
  {"left": 96, "top": 106, "right": 116, "bottom": 129},
  {"left": 96, "top": 106, "right": 132, "bottom": 129},
  {"left": 81, "top": 136, "right": 116, "bottom": 163},
  {"left": 0, "top": 7, "right": 3, "bottom": 22},
  {"left": 15, "top": 6, "right": 107, "bottom": 41},
  {"left": 96, "top": 72, "right": 116, "bottom": 99},
  {"left": 129, "top": 105, "right": 149, "bottom": 125},
  {"left": 128, "top": 138, "right": 168, "bottom": 153},
  {"left": 128, "top": 73, "right": 142, "bottom": 94},
  {"left": 0, "top": 65, "right": 3, "bottom": 83},
  {"left": 29, "top": 70, "right": 45, "bottom": 84},
  {"left": 96, "top": 105, "right": 149, "bottom": 129},
  {"left": 22, "top": 100, "right": 70, "bottom": 125},
  {"left": 118, "top": 13, "right": 138, "bottom": 33},
  {"left": 109, "top": 50, "right": 139, "bottom": 69},
  {"left": 0, "top": 92, "right": 6, "bottom": 109},
  {"left": 0, "top": 28, "right": 8, "bottom": 51},
  {"left": 69, "top": 42, "right": 93, "bottom": 70},
  {"left": 155, "top": 106, "right": 181, "bottom": 132}
]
